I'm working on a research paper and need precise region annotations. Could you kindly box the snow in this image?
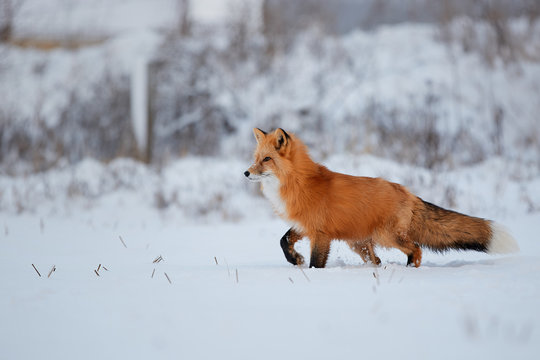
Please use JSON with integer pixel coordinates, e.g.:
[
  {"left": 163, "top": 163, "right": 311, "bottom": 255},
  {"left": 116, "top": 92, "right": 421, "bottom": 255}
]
[
  {"left": 1, "top": 205, "right": 539, "bottom": 359},
  {"left": 1, "top": 156, "right": 539, "bottom": 359}
]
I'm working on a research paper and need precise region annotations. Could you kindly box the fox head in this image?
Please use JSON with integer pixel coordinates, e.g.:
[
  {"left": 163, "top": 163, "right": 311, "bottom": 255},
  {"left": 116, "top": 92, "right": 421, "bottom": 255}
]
[{"left": 244, "top": 128, "right": 292, "bottom": 182}]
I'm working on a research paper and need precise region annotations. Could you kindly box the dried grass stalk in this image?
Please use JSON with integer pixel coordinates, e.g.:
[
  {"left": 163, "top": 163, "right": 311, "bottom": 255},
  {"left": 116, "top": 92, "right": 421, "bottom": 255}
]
[
  {"left": 47, "top": 265, "right": 56, "bottom": 278},
  {"left": 164, "top": 272, "right": 172, "bottom": 284},
  {"left": 119, "top": 236, "right": 127, "bottom": 248},
  {"left": 298, "top": 266, "right": 310, "bottom": 282},
  {"left": 32, "top": 264, "right": 41, "bottom": 277}
]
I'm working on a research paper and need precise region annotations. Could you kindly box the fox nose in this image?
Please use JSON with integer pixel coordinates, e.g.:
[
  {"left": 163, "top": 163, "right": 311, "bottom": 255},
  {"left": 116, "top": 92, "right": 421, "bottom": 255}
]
[{"left": 244, "top": 171, "right": 250, "bottom": 177}]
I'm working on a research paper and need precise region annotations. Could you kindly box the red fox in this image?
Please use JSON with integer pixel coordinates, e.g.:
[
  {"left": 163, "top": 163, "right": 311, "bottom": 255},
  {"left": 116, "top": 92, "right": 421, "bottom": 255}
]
[{"left": 244, "top": 128, "right": 519, "bottom": 268}]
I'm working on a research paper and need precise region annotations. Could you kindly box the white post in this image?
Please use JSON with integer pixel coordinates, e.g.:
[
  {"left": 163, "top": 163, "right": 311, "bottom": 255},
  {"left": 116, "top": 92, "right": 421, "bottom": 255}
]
[{"left": 131, "top": 57, "right": 151, "bottom": 163}]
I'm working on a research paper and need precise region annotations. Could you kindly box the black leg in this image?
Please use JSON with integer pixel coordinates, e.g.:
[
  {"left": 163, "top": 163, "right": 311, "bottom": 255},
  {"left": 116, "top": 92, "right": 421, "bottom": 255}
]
[{"left": 280, "top": 228, "right": 304, "bottom": 265}]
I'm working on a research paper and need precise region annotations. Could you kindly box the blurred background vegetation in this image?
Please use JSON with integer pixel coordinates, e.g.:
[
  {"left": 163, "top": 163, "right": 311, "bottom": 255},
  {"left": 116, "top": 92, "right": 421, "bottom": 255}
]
[{"left": 1, "top": 0, "right": 539, "bottom": 175}]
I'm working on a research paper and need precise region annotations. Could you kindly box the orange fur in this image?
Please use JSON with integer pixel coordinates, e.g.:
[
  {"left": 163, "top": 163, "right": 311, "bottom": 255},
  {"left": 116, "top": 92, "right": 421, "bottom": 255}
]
[{"left": 245, "top": 128, "right": 517, "bottom": 268}]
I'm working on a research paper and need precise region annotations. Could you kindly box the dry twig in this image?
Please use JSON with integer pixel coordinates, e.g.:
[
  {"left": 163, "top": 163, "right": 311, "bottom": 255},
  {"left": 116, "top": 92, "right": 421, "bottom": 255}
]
[
  {"left": 298, "top": 266, "right": 310, "bottom": 282},
  {"left": 32, "top": 264, "right": 41, "bottom": 277},
  {"left": 119, "top": 236, "right": 127, "bottom": 248},
  {"left": 47, "top": 265, "right": 56, "bottom": 278},
  {"left": 164, "top": 272, "right": 172, "bottom": 284},
  {"left": 373, "top": 268, "right": 380, "bottom": 286}
]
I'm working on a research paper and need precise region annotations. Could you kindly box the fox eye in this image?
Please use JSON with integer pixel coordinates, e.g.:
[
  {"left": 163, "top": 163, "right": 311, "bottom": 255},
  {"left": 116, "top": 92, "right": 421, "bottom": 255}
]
[{"left": 262, "top": 156, "right": 272, "bottom": 162}]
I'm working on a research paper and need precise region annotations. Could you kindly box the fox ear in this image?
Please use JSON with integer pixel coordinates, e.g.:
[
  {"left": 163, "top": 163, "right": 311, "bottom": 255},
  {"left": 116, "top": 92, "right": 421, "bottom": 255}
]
[
  {"left": 274, "top": 128, "right": 290, "bottom": 151},
  {"left": 253, "top": 128, "right": 267, "bottom": 144}
]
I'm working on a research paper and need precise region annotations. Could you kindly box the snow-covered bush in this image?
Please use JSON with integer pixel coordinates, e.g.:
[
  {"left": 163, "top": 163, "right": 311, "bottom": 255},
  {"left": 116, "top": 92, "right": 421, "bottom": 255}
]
[
  {"left": 56, "top": 72, "right": 135, "bottom": 163},
  {"left": 149, "top": 35, "right": 238, "bottom": 158},
  {"left": 1, "top": 8, "right": 540, "bottom": 173},
  {"left": 0, "top": 71, "right": 135, "bottom": 173}
]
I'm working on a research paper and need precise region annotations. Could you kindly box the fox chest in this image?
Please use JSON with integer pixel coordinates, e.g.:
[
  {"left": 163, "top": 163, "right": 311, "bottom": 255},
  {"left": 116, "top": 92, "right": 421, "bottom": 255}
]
[
  {"left": 261, "top": 176, "right": 287, "bottom": 217},
  {"left": 261, "top": 177, "right": 305, "bottom": 233}
]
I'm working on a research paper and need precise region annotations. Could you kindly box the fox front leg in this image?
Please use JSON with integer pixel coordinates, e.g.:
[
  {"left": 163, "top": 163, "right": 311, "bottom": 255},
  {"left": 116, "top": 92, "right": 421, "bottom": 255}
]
[{"left": 280, "top": 228, "right": 305, "bottom": 265}]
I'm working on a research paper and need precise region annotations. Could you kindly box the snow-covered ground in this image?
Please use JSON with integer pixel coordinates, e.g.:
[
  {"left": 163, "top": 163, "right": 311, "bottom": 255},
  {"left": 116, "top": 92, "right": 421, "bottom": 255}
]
[
  {"left": 1, "top": 156, "right": 539, "bottom": 359},
  {"left": 1, "top": 205, "right": 539, "bottom": 359}
]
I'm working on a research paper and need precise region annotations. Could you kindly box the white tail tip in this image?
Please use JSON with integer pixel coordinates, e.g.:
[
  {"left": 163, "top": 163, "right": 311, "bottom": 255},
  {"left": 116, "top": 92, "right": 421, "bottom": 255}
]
[{"left": 488, "top": 223, "right": 519, "bottom": 254}]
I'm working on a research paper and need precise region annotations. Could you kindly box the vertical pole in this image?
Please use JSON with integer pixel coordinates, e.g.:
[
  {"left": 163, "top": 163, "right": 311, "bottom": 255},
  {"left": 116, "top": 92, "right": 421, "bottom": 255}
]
[
  {"left": 131, "top": 57, "right": 152, "bottom": 163},
  {"left": 146, "top": 62, "right": 153, "bottom": 164}
]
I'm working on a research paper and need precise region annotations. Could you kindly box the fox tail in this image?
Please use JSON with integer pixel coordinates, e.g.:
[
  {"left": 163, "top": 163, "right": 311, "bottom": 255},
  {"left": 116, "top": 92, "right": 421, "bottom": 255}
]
[{"left": 410, "top": 200, "right": 519, "bottom": 254}]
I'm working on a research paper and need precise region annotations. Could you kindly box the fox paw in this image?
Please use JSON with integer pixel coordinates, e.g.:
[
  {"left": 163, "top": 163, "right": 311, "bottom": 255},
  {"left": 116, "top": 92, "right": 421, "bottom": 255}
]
[
  {"left": 294, "top": 253, "right": 305, "bottom": 266},
  {"left": 406, "top": 254, "right": 421, "bottom": 268},
  {"left": 284, "top": 251, "right": 304, "bottom": 266},
  {"left": 406, "top": 247, "right": 422, "bottom": 268}
]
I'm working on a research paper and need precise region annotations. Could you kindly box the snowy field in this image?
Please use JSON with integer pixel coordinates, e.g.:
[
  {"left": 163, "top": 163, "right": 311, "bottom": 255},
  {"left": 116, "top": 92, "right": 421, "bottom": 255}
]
[{"left": 1, "top": 156, "right": 539, "bottom": 360}]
